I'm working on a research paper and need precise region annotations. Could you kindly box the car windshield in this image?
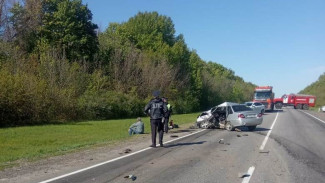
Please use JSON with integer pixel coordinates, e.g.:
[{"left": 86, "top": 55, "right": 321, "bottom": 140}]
[
  {"left": 254, "top": 91, "right": 271, "bottom": 99},
  {"left": 232, "top": 105, "right": 252, "bottom": 112},
  {"left": 245, "top": 103, "right": 252, "bottom": 106}
]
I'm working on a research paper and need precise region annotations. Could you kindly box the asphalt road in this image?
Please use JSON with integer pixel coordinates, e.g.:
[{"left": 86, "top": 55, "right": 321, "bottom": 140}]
[{"left": 39, "top": 108, "right": 325, "bottom": 183}]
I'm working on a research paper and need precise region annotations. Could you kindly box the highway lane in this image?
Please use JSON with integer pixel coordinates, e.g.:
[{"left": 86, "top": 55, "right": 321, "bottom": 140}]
[
  {"left": 37, "top": 108, "right": 325, "bottom": 183},
  {"left": 252, "top": 107, "right": 325, "bottom": 183}
]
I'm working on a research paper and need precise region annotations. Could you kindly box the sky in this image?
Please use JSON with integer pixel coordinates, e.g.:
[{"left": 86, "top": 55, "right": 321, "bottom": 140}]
[{"left": 83, "top": 0, "right": 325, "bottom": 98}]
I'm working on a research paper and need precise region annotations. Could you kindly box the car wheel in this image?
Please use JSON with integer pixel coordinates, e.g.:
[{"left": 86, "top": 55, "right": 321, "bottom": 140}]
[
  {"left": 296, "top": 104, "right": 302, "bottom": 109},
  {"left": 247, "top": 126, "right": 256, "bottom": 131},
  {"left": 225, "top": 122, "right": 234, "bottom": 131},
  {"left": 200, "top": 121, "right": 209, "bottom": 129},
  {"left": 303, "top": 104, "right": 309, "bottom": 110}
]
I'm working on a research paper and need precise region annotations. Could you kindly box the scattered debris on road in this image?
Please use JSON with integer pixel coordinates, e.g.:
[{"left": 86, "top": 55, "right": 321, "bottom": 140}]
[
  {"left": 170, "top": 135, "right": 179, "bottom": 138},
  {"left": 124, "top": 149, "right": 132, "bottom": 153},
  {"left": 237, "top": 134, "right": 241, "bottom": 137},
  {"left": 259, "top": 150, "right": 270, "bottom": 154},
  {"left": 242, "top": 134, "right": 249, "bottom": 136},
  {"left": 124, "top": 175, "right": 137, "bottom": 181},
  {"left": 235, "top": 128, "right": 241, "bottom": 132},
  {"left": 238, "top": 172, "right": 250, "bottom": 178},
  {"left": 225, "top": 143, "right": 230, "bottom": 145},
  {"left": 221, "top": 149, "right": 227, "bottom": 151},
  {"left": 219, "top": 139, "right": 224, "bottom": 144}
]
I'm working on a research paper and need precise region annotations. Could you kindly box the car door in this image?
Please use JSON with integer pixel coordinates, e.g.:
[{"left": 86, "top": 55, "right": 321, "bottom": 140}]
[{"left": 227, "top": 106, "right": 239, "bottom": 126}]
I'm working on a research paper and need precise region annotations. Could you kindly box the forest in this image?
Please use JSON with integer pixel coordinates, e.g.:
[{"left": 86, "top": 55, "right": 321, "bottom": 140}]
[
  {"left": 299, "top": 73, "right": 325, "bottom": 108},
  {"left": 0, "top": 0, "right": 256, "bottom": 127}
]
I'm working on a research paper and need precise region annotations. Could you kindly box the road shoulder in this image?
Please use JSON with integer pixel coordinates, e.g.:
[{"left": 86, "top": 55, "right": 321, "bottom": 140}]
[
  {"left": 300, "top": 110, "right": 325, "bottom": 122},
  {"left": 0, "top": 123, "right": 200, "bottom": 183}
]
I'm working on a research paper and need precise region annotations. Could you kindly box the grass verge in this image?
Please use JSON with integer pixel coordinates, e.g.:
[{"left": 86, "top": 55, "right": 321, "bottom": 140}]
[{"left": 0, "top": 113, "right": 199, "bottom": 170}]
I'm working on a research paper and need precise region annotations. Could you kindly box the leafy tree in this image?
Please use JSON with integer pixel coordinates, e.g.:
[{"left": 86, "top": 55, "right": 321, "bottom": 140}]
[
  {"left": 113, "top": 11, "right": 175, "bottom": 51},
  {"left": 0, "top": 0, "right": 12, "bottom": 39},
  {"left": 1, "top": 9, "right": 259, "bottom": 126},
  {"left": 299, "top": 72, "right": 325, "bottom": 107},
  {"left": 8, "top": 1, "right": 40, "bottom": 53},
  {"left": 40, "top": 0, "right": 98, "bottom": 61}
]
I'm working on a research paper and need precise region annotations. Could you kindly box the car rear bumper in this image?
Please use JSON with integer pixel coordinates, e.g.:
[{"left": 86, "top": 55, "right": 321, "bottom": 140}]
[{"left": 232, "top": 117, "right": 263, "bottom": 127}]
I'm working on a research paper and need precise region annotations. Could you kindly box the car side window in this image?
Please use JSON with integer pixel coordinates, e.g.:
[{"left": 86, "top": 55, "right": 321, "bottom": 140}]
[
  {"left": 255, "top": 103, "right": 261, "bottom": 106},
  {"left": 227, "top": 106, "right": 233, "bottom": 114}
]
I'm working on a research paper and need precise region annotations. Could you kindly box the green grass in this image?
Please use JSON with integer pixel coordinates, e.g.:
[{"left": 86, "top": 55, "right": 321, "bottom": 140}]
[{"left": 0, "top": 113, "right": 199, "bottom": 170}]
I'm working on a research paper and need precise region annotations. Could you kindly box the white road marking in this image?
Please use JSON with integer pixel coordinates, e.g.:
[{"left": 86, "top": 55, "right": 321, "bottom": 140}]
[
  {"left": 242, "top": 166, "right": 255, "bottom": 183},
  {"left": 259, "top": 111, "right": 279, "bottom": 150},
  {"left": 300, "top": 110, "right": 325, "bottom": 124},
  {"left": 243, "top": 112, "right": 280, "bottom": 183},
  {"left": 39, "top": 129, "right": 206, "bottom": 183}
]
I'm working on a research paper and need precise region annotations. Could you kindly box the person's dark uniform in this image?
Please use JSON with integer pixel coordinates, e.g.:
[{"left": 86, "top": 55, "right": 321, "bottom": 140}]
[
  {"left": 144, "top": 91, "right": 167, "bottom": 147},
  {"left": 162, "top": 98, "right": 172, "bottom": 133}
]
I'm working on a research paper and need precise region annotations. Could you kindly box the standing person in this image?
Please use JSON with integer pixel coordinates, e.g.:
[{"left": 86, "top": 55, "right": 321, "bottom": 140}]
[
  {"left": 128, "top": 117, "right": 144, "bottom": 135},
  {"left": 144, "top": 91, "right": 167, "bottom": 147},
  {"left": 162, "top": 97, "right": 172, "bottom": 133}
]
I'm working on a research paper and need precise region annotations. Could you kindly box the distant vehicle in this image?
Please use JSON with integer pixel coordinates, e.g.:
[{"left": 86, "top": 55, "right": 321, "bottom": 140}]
[
  {"left": 281, "top": 94, "right": 316, "bottom": 110},
  {"left": 217, "top": 102, "right": 263, "bottom": 131},
  {"left": 253, "top": 86, "right": 283, "bottom": 111},
  {"left": 245, "top": 102, "right": 265, "bottom": 114},
  {"left": 253, "top": 86, "right": 316, "bottom": 110}
]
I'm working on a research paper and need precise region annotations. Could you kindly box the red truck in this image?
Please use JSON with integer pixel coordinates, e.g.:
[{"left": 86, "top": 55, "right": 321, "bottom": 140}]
[
  {"left": 253, "top": 86, "right": 316, "bottom": 110},
  {"left": 253, "top": 86, "right": 276, "bottom": 111},
  {"left": 253, "top": 86, "right": 288, "bottom": 111},
  {"left": 281, "top": 94, "right": 316, "bottom": 110}
]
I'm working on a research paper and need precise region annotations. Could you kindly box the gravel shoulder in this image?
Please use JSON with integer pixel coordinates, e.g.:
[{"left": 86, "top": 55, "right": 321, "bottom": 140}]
[{"left": 0, "top": 123, "right": 200, "bottom": 183}]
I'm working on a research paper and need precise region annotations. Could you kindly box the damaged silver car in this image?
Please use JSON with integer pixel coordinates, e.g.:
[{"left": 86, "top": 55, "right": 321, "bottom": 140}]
[
  {"left": 196, "top": 106, "right": 226, "bottom": 129},
  {"left": 217, "top": 102, "right": 263, "bottom": 131}
]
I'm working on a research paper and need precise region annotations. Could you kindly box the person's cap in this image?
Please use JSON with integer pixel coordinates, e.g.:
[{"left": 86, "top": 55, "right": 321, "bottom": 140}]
[{"left": 153, "top": 90, "right": 160, "bottom": 97}]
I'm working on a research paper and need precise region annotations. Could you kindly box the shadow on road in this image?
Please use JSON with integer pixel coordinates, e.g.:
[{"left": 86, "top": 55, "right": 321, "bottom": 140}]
[
  {"left": 165, "top": 141, "right": 206, "bottom": 148},
  {"left": 169, "top": 129, "right": 197, "bottom": 133},
  {"left": 253, "top": 127, "right": 271, "bottom": 132},
  {"left": 236, "top": 127, "right": 270, "bottom": 132},
  {"left": 265, "top": 109, "right": 284, "bottom": 114}
]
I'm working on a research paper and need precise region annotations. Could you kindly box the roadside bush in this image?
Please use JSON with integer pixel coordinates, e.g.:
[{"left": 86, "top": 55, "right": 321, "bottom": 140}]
[
  {"left": 78, "top": 90, "right": 146, "bottom": 120},
  {"left": 0, "top": 67, "right": 49, "bottom": 126},
  {"left": 0, "top": 51, "right": 91, "bottom": 126}
]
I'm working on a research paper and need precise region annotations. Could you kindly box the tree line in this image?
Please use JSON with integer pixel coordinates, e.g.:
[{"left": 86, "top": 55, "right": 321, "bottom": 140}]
[
  {"left": 0, "top": 0, "right": 255, "bottom": 127},
  {"left": 299, "top": 72, "right": 325, "bottom": 108}
]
